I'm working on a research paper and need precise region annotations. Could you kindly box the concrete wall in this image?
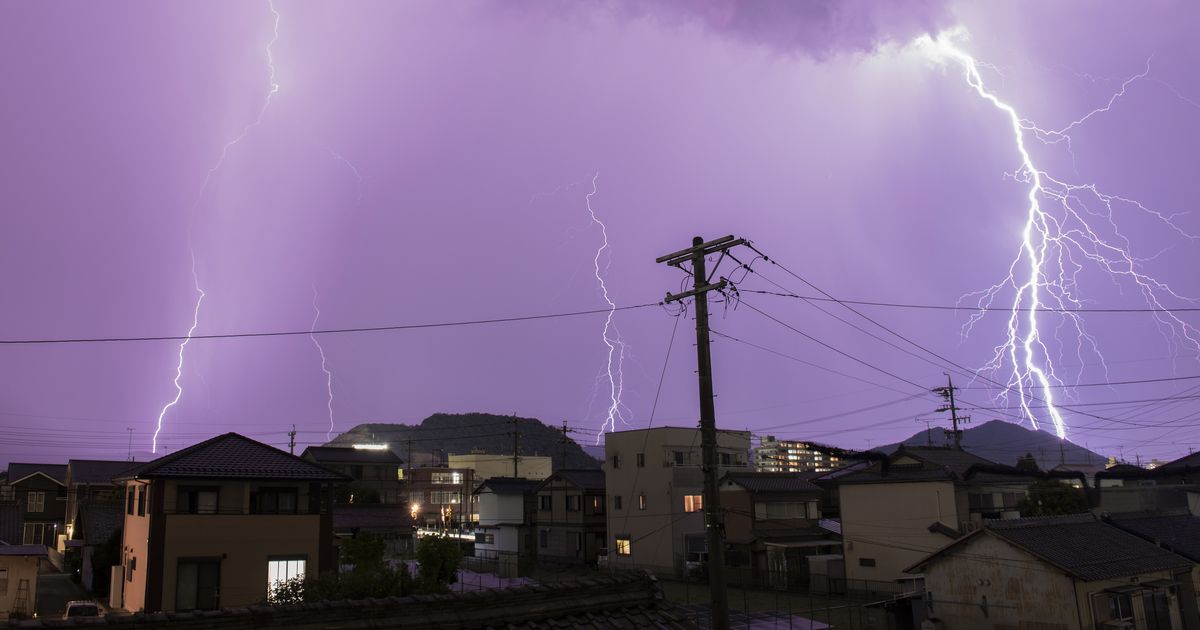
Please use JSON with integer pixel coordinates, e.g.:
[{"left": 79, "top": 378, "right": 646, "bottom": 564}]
[
  {"left": 477, "top": 492, "right": 524, "bottom": 526},
  {"left": 840, "top": 480, "right": 960, "bottom": 585},
  {"left": 0, "top": 554, "right": 40, "bottom": 616},
  {"left": 448, "top": 454, "right": 552, "bottom": 482},
  {"left": 121, "top": 481, "right": 152, "bottom": 612},
  {"left": 536, "top": 477, "right": 605, "bottom": 565}
]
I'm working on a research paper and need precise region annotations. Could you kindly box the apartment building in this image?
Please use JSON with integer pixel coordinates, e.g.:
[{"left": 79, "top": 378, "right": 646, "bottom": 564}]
[
  {"left": 603, "top": 426, "right": 751, "bottom": 576},
  {"left": 301, "top": 446, "right": 406, "bottom": 504},
  {"left": 406, "top": 467, "right": 475, "bottom": 528},
  {"left": 448, "top": 452, "right": 552, "bottom": 483},
  {"left": 755, "top": 436, "right": 841, "bottom": 473},
  {"left": 535, "top": 469, "right": 606, "bottom": 566}
]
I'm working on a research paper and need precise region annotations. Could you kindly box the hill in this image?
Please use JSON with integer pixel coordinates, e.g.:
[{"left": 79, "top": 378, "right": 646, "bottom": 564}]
[
  {"left": 876, "top": 419, "right": 1107, "bottom": 470},
  {"left": 328, "top": 412, "right": 601, "bottom": 470}
]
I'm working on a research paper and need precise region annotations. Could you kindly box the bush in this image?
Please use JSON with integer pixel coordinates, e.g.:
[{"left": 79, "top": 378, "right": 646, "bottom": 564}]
[
  {"left": 268, "top": 564, "right": 413, "bottom": 604},
  {"left": 415, "top": 535, "right": 463, "bottom": 592}
]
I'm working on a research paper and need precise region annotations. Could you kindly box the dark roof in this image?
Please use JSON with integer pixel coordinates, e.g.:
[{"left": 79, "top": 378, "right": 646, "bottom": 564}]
[
  {"left": 1108, "top": 513, "right": 1200, "bottom": 563},
  {"left": 301, "top": 446, "right": 403, "bottom": 465},
  {"left": 722, "top": 472, "right": 822, "bottom": 493},
  {"left": 333, "top": 505, "right": 411, "bottom": 530},
  {"left": 838, "top": 447, "right": 1037, "bottom": 485},
  {"left": 77, "top": 504, "right": 123, "bottom": 546},
  {"left": 1157, "top": 451, "right": 1200, "bottom": 472},
  {"left": 476, "top": 477, "right": 543, "bottom": 495},
  {"left": 67, "top": 459, "right": 139, "bottom": 485},
  {"left": 6, "top": 462, "right": 67, "bottom": 485},
  {"left": 545, "top": 469, "right": 605, "bottom": 493},
  {"left": 912, "top": 514, "right": 1193, "bottom": 581},
  {"left": 0, "top": 544, "right": 47, "bottom": 557},
  {"left": 117, "top": 433, "right": 349, "bottom": 482},
  {"left": 898, "top": 446, "right": 999, "bottom": 476}
]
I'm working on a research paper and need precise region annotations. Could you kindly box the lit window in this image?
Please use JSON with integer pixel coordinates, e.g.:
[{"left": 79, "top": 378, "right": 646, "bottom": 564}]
[
  {"left": 615, "top": 536, "right": 631, "bottom": 556},
  {"left": 267, "top": 557, "right": 307, "bottom": 599},
  {"left": 684, "top": 495, "right": 703, "bottom": 513}
]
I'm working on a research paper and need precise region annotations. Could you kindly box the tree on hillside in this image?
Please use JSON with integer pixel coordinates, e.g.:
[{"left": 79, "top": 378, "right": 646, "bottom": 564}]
[{"left": 1017, "top": 480, "right": 1088, "bottom": 517}]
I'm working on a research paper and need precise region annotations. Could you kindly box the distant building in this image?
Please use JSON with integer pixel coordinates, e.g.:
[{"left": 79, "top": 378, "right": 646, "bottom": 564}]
[
  {"left": 755, "top": 437, "right": 841, "bottom": 473},
  {"left": 113, "top": 433, "right": 347, "bottom": 612},
  {"left": 448, "top": 452, "right": 552, "bottom": 484},
  {"left": 908, "top": 514, "right": 1198, "bottom": 630},
  {"left": 473, "top": 477, "right": 541, "bottom": 568},
  {"left": 535, "top": 469, "right": 607, "bottom": 566},
  {"left": 332, "top": 504, "right": 414, "bottom": 556},
  {"left": 406, "top": 467, "right": 475, "bottom": 528},
  {"left": 1, "top": 462, "right": 67, "bottom": 546},
  {"left": 301, "top": 446, "right": 405, "bottom": 504},
  {"left": 603, "top": 426, "right": 751, "bottom": 576}
]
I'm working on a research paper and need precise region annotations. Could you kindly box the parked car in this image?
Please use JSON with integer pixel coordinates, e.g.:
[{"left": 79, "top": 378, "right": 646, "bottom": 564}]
[{"left": 63, "top": 601, "right": 100, "bottom": 619}]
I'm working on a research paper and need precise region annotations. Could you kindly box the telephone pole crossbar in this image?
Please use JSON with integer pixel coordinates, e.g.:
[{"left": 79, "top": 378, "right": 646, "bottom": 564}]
[{"left": 657, "top": 234, "right": 749, "bottom": 630}]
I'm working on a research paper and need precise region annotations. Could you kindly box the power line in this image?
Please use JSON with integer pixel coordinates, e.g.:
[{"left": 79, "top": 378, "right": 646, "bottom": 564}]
[
  {"left": 0, "top": 303, "right": 663, "bottom": 345},
  {"left": 739, "top": 288, "right": 1200, "bottom": 314}
]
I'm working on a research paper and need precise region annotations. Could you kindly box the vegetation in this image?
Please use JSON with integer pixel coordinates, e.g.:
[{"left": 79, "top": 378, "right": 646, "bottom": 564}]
[
  {"left": 1017, "top": 480, "right": 1089, "bottom": 517},
  {"left": 415, "top": 534, "right": 463, "bottom": 591}
]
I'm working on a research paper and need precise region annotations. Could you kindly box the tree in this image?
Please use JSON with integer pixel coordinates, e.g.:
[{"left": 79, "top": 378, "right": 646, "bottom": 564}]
[
  {"left": 1017, "top": 480, "right": 1088, "bottom": 517},
  {"left": 415, "top": 534, "right": 462, "bottom": 591},
  {"left": 1015, "top": 452, "right": 1039, "bottom": 472},
  {"left": 341, "top": 534, "right": 387, "bottom": 573}
]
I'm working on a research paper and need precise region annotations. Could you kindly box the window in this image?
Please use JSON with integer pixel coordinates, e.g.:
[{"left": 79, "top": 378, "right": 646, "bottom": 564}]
[
  {"left": 566, "top": 495, "right": 581, "bottom": 512},
  {"left": 683, "top": 495, "right": 703, "bottom": 513},
  {"left": 539, "top": 529, "right": 548, "bottom": 548},
  {"left": 613, "top": 495, "right": 622, "bottom": 510},
  {"left": 27, "top": 491, "right": 45, "bottom": 513},
  {"left": 429, "top": 491, "right": 460, "bottom": 505},
  {"left": 251, "top": 488, "right": 298, "bottom": 514},
  {"left": 1093, "top": 591, "right": 1134, "bottom": 628},
  {"left": 0, "top": 568, "right": 6, "bottom": 595},
  {"left": 177, "top": 558, "right": 221, "bottom": 610},
  {"left": 0, "top": 486, "right": 13, "bottom": 502},
  {"left": 126, "top": 556, "right": 136, "bottom": 581},
  {"left": 22, "top": 522, "right": 53, "bottom": 545},
  {"left": 539, "top": 495, "right": 552, "bottom": 511},
  {"left": 638, "top": 494, "right": 647, "bottom": 511},
  {"left": 474, "top": 532, "right": 495, "bottom": 545},
  {"left": 127, "top": 488, "right": 135, "bottom": 515},
  {"left": 754, "top": 501, "right": 809, "bottom": 520},
  {"left": 591, "top": 495, "right": 605, "bottom": 514},
  {"left": 859, "top": 558, "right": 876, "bottom": 567},
  {"left": 685, "top": 535, "right": 708, "bottom": 563},
  {"left": 137, "top": 487, "right": 146, "bottom": 516},
  {"left": 615, "top": 535, "right": 631, "bottom": 556},
  {"left": 177, "top": 487, "right": 219, "bottom": 514},
  {"left": 636, "top": 453, "right": 645, "bottom": 468},
  {"left": 266, "top": 557, "right": 306, "bottom": 596},
  {"left": 431, "top": 472, "right": 463, "bottom": 485},
  {"left": 673, "top": 451, "right": 685, "bottom": 466},
  {"left": 720, "top": 453, "right": 732, "bottom": 466},
  {"left": 611, "top": 454, "right": 620, "bottom": 469}
]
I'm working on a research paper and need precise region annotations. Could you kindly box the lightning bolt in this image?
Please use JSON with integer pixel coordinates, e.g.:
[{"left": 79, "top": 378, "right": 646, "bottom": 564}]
[
  {"left": 152, "top": 0, "right": 281, "bottom": 453},
  {"left": 585, "top": 173, "right": 631, "bottom": 442},
  {"left": 918, "top": 28, "right": 1200, "bottom": 439},
  {"left": 310, "top": 285, "right": 336, "bottom": 441}
]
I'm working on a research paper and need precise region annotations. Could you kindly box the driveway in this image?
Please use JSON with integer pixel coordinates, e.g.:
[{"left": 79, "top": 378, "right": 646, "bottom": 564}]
[{"left": 36, "top": 565, "right": 92, "bottom": 619}]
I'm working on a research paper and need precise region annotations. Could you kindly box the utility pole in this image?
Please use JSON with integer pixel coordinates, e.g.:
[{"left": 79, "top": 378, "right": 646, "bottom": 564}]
[
  {"left": 560, "top": 421, "right": 570, "bottom": 470},
  {"left": 658, "top": 234, "right": 748, "bottom": 630},
  {"left": 288, "top": 424, "right": 297, "bottom": 455},
  {"left": 933, "top": 375, "right": 968, "bottom": 450},
  {"left": 126, "top": 428, "right": 134, "bottom": 462},
  {"left": 407, "top": 438, "right": 414, "bottom": 481},
  {"left": 512, "top": 416, "right": 521, "bottom": 478},
  {"left": 916, "top": 419, "right": 933, "bottom": 447}
]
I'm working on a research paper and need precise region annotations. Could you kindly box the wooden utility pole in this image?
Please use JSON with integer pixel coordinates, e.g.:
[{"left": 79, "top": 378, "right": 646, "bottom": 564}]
[
  {"left": 933, "top": 375, "right": 968, "bottom": 450},
  {"left": 512, "top": 416, "right": 521, "bottom": 477},
  {"left": 288, "top": 424, "right": 297, "bottom": 455},
  {"left": 560, "top": 421, "right": 570, "bottom": 470},
  {"left": 658, "top": 234, "right": 747, "bottom": 630}
]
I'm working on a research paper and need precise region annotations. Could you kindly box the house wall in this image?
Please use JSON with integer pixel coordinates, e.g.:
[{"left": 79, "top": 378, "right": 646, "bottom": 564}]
[
  {"left": 14, "top": 474, "right": 66, "bottom": 544},
  {"left": 0, "top": 554, "right": 41, "bottom": 616},
  {"left": 604, "top": 427, "right": 750, "bottom": 575},
  {"left": 474, "top": 525, "right": 521, "bottom": 558},
  {"left": 448, "top": 454, "right": 552, "bottom": 482},
  {"left": 477, "top": 492, "right": 524, "bottom": 526},
  {"left": 120, "top": 480, "right": 152, "bottom": 612},
  {"left": 536, "top": 478, "right": 606, "bottom": 565},
  {"left": 840, "top": 480, "right": 960, "bottom": 587}
]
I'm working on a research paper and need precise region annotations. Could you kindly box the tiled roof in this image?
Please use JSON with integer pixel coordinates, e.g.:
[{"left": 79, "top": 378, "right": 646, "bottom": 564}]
[
  {"left": 898, "top": 446, "right": 999, "bottom": 476},
  {"left": 1156, "top": 451, "right": 1200, "bottom": 471},
  {"left": 67, "top": 459, "right": 139, "bottom": 485},
  {"left": 0, "top": 544, "right": 47, "bottom": 557},
  {"left": 333, "top": 505, "right": 412, "bottom": 530},
  {"left": 986, "top": 514, "right": 1192, "bottom": 581},
  {"left": 117, "top": 433, "right": 349, "bottom": 481},
  {"left": 1108, "top": 513, "right": 1200, "bottom": 563},
  {"left": 722, "top": 472, "right": 822, "bottom": 493},
  {"left": 547, "top": 469, "right": 606, "bottom": 493},
  {"left": 77, "top": 504, "right": 123, "bottom": 546},
  {"left": 476, "top": 478, "right": 543, "bottom": 495},
  {"left": 6, "top": 462, "right": 67, "bottom": 485},
  {"left": 301, "top": 446, "right": 404, "bottom": 465}
]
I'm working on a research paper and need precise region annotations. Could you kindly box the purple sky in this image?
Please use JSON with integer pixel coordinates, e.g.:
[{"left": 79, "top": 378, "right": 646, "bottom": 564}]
[{"left": 2, "top": 1, "right": 1199, "bottom": 467}]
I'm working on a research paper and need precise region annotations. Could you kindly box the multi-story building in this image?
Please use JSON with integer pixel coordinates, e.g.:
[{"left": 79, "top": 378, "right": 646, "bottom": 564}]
[
  {"left": 473, "top": 478, "right": 540, "bottom": 564},
  {"left": 534, "top": 469, "right": 606, "bottom": 566},
  {"left": 603, "top": 426, "right": 751, "bottom": 576},
  {"left": 113, "top": 433, "right": 347, "bottom": 612},
  {"left": 301, "top": 446, "right": 406, "bottom": 504},
  {"left": 406, "top": 467, "right": 475, "bottom": 528},
  {"left": 755, "top": 436, "right": 840, "bottom": 473},
  {"left": 1, "top": 463, "right": 67, "bottom": 546},
  {"left": 448, "top": 452, "right": 553, "bottom": 484}
]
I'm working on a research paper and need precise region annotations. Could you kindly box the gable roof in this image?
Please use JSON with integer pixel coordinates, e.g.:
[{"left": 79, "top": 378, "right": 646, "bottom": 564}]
[
  {"left": 908, "top": 514, "right": 1193, "bottom": 581},
  {"left": 67, "top": 459, "right": 139, "bottom": 485},
  {"left": 721, "top": 472, "right": 822, "bottom": 493},
  {"left": 476, "top": 477, "right": 543, "bottom": 495},
  {"left": 6, "top": 463, "right": 67, "bottom": 486},
  {"left": 897, "top": 446, "right": 999, "bottom": 476},
  {"left": 1107, "top": 513, "right": 1200, "bottom": 563},
  {"left": 116, "top": 433, "right": 349, "bottom": 482},
  {"left": 301, "top": 446, "right": 404, "bottom": 465},
  {"left": 542, "top": 469, "right": 605, "bottom": 493}
]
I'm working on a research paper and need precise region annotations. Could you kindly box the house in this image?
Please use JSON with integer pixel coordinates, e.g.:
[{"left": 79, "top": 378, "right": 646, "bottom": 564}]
[
  {"left": 473, "top": 478, "right": 541, "bottom": 570},
  {"left": 534, "top": 469, "right": 606, "bottom": 566},
  {"left": 301, "top": 446, "right": 406, "bottom": 505},
  {"left": 448, "top": 452, "right": 553, "bottom": 483},
  {"left": 2, "top": 462, "right": 67, "bottom": 546},
  {"left": 0, "top": 544, "right": 45, "bottom": 618},
  {"left": 112, "top": 432, "right": 349, "bottom": 612},
  {"left": 64, "top": 459, "right": 137, "bottom": 541},
  {"left": 406, "top": 466, "right": 475, "bottom": 528},
  {"left": 1105, "top": 512, "right": 1200, "bottom": 629},
  {"left": 332, "top": 504, "right": 415, "bottom": 556},
  {"left": 603, "top": 426, "right": 751, "bottom": 576},
  {"left": 837, "top": 445, "right": 1054, "bottom": 591},
  {"left": 719, "top": 471, "right": 839, "bottom": 589},
  {"left": 907, "top": 514, "right": 1197, "bottom": 630},
  {"left": 755, "top": 436, "right": 841, "bottom": 473},
  {"left": 75, "top": 503, "right": 123, "bottom": 594},
  {"left": 1093, "top": 453, "right": 1200, "bottom": 515}
]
